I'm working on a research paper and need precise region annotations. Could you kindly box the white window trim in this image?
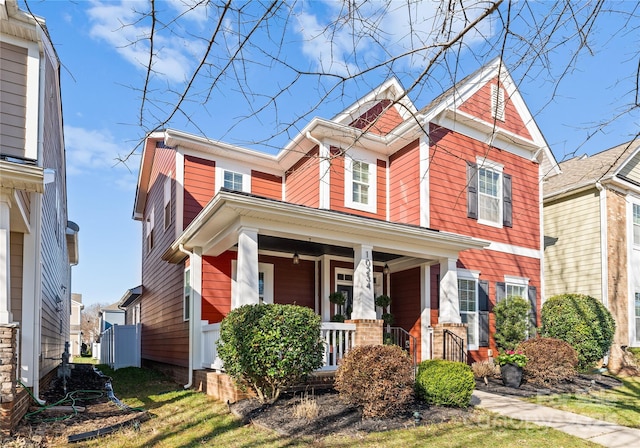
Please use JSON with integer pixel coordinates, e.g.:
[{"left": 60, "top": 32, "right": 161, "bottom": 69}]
[
  {"left": 457, "top": 269, "right": 480, "bottom": 351},
  {"left": 476, "top": 157, "right": 504, "bottom": 228},
  {"left": 164, "top": 174, "right": 171, "bottom": 230},
  {"left": 184, "top": 267, "right": 191, "bottom": 321},
  {"left": 146, "top": 207, "right": 155, "bottom": 252},
  {"left": 344, "top": 155, "right": 377, "bottom": 214},
  {"left": 632, "top": 202, "right": 640, "bottom": 247},
  {"left": 215, "top": 164, "right": 251, "bottom": 194}
]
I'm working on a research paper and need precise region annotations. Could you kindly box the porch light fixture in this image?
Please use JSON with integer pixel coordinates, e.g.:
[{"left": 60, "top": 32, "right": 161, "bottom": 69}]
[
  {"left": 383, "top": 264, "right": 390, "bottom": 275},
  {"left": 292, "top": 252, "right": 300, "bottom": 265}
]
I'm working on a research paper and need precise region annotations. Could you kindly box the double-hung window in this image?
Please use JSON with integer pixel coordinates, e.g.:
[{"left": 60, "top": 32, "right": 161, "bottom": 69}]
[
  {"left": 633, "top": 203, "right": 640, "bottom": 246},
  {"left": 345, "top": 156, "right": 376, "bottom": 213},
  {"left": 458, "top": 277, "right": 478, "bottom": 349},
  {"left": 467, "top": 158, "right": 511, "bottom": 228}
]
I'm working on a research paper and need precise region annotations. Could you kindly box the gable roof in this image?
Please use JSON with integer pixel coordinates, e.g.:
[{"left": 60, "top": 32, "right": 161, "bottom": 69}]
[{"left": 544, "top": 140, "right": 640, "bottom": 198}]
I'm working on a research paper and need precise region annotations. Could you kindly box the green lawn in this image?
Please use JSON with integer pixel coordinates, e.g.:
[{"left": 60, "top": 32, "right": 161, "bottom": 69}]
[
  {"left": 69, "top": 366, "right": 598, "bottom": 447},
  {"left": 529, "top": 376, "right": 640, "bottom": 428}
]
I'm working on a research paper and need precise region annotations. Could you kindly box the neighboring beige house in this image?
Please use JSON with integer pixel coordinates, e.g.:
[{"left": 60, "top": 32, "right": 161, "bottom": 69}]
[
  {"left": 0, "top": 0, "right": 78, "bottom": 431},
  {"left": 70, "top": 293, "right": 83, "bottom": 356},
  {"left": 543, "top": 140, "right": 640, "bottom": 372}
]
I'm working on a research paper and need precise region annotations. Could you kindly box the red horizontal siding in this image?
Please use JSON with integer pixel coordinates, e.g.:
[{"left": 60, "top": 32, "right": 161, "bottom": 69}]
[
  {"left": 389, "top": 138, "right": 420, "bottom": 225},
  {"left": 350, "top": 99, "right": 404, "bottom": 135},
  {"left": 262, "top": 255, "right": 315, "bottom": 309},
  {"left": 390, "top": 268, "right": 422, "bottom": 361},
  {"left": 286, "top": 147, "right": 319, "bottom": 207},
  {"left": 458, "top": 78, "right": 532, "bottom": 140},
  {"left": 201, "top": 252, "right": 234, "bottom": 324},
  {"left": 251, "top": 170, "right": 282, "bottom": 199},
  {"left": 429, "top": 124, "right": 540, "bottom": 249},
  {"left": 184, "top": 155, "right": 215, "bottom": 228}
]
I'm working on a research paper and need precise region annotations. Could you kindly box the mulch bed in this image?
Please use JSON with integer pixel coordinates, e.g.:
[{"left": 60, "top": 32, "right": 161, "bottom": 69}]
[{"left": 474, "top": 372, "right": 623, "bottom": 398}]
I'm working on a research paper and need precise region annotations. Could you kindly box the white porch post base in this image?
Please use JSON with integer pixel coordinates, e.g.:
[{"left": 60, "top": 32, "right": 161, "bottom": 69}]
[{"left": 438, "top": 257, "right": 461, "bottom": 324}]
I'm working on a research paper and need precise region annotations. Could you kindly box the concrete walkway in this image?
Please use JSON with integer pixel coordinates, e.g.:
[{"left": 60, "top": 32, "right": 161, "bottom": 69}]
[{"left": 472, "top": 389, "right": 640, "bottom": 447}]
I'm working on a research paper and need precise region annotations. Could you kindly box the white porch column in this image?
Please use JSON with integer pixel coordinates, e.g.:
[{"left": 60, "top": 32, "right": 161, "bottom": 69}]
[
  {"left": 438, "top": 257, "right": 461, "bottom": 323},
  {"left": 235, "top": 227, "right": 259, "bottom": 306},
  {"left": 351, "top": 244, "right": 376, "bottom": 320},
  {"left": 321, "top": 254, "right": 331, "bottom": 322},
  {"left": 0, "top": 191, "right": 13, "bottom": 324}
]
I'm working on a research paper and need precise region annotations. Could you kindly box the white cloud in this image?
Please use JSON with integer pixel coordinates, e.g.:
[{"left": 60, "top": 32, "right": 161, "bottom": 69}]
[
  {"left": 85, "top": 0, "right": 206, "bottom": 83},
  {"left": 295, "top": 0, "right": 493, "bottom": 75},
  {"left": 64, "top": 126, "right": 138, "bottom": 190}
]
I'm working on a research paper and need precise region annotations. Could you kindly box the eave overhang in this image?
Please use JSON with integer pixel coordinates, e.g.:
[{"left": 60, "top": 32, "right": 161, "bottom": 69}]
[
  {"left": 0, "top": 160, "right": 44, "bottom": 193},
  {"left": 162, "top": 190, "right": 490, "bottom": 264},
  {"left": 66, "top": 220, "right": 79, "bottom": 266}
]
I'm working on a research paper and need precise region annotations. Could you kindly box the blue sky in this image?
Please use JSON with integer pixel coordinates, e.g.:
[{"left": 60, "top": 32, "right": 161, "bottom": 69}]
[{"left": 20, "top": 1, "right": 639, "bottom": 307}]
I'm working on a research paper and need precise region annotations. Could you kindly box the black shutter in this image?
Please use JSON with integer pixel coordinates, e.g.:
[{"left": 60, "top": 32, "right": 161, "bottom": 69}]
[
  {"left": 478, "top": 280, "right": 489, "bottom": 347},
  {"left": 503, "top": 173, "right": 512, "bottom": 227},
  {"left": 467, "top": 161, "right": 478, "bottom": 219},
  {"left": 528, "top": 286, "right": 538, "bottom": 335},
  {"left": 495, "top": 282, "right": 506, "bottom": 303}
]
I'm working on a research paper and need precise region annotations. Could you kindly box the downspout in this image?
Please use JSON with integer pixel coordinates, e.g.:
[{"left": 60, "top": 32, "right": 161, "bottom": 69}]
[
  {"left": 595, "top": 182, "right": 609, "bottom": 308},
  {"left": 178, "top": 244, "right": 194, "bottom": 389}
]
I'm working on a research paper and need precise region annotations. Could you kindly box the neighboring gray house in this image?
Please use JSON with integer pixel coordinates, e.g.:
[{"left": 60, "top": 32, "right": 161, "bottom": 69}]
[
  {"left": 544, "top": 140, "right": 640, "bottom": 373},
  {"left": 70, "top": 293, "right": 84, "bottom": 356},
  {"left": 99, "top": 302, "right": 126, "bottom": 334},
  {"left": 0, "top": 0, "right": 79, "bottom": 432}
]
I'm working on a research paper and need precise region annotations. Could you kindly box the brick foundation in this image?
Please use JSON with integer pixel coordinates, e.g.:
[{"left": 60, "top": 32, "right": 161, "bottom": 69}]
[
  {"left": 346, "top": 319, "right": 383, "bottom": 347},
  {"left": 0, "top": 324, "right": 19, "bottom": 434},
  {"left": 432, "top": 323, "right": 468, "bottom": 360}
]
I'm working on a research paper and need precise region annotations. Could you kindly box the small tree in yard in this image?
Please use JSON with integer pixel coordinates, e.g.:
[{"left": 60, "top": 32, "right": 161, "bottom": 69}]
[
  {"left": 541, "top": 293, "right": 615, "bottom": 371},
  {"left": 217, "top": 304, "right": 324, "bottom": 404},
  {"left": 494, "top": 296, "right": 530, "bottom": 352}
]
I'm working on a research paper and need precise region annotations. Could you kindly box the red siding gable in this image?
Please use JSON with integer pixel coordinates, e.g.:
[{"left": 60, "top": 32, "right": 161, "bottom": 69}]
[
  {"left": 458, "top": 78, "right": 532, "bottom": 140},
  {"left": 184, "top": 155, "right": 215, "bottom": 228},
  {"left": 429, "top": 123, "right": 539, "bottom": 249},
  {"left": 350, "top": 99, "right": 404, "bottom": 135}
]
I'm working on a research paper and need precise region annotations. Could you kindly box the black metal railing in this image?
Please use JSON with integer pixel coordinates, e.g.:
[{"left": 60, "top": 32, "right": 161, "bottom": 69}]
[
  {"left": 443, "top": 329, "right": 467, "bottom": 364},
  {"left": 384, "top": 326, "right": 417, "bottom": 367}
]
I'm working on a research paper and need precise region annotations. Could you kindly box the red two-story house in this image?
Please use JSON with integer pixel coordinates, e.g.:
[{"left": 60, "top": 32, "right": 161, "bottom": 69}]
[{"left": 132, "top": 58, "right": 558, "bottom": 386}]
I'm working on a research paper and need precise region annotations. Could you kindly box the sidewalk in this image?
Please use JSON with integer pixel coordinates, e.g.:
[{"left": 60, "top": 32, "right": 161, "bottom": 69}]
[{"left": 473, "top": 389, "right": 640, "bottom": 447}]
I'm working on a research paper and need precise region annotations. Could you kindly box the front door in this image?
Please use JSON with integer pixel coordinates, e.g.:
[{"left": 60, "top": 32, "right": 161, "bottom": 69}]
[{"left": 336, "top": 284, "right": 353, "bottom": 320}]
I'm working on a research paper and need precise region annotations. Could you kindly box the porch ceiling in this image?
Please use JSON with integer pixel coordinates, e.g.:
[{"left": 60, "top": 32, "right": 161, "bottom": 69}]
[{"left": 162, "top": 190, "right": 490, "bottom": 263}]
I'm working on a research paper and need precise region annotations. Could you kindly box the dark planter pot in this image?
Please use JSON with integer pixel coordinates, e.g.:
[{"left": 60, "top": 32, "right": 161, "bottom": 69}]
[{"left": 500, "top": 363, "right": 523, "bottom": 388}]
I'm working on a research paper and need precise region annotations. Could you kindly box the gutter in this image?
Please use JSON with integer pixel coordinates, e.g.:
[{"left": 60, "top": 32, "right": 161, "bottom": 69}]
[{"left": 178, "top": 244, "right": 194, "bottom": 389}]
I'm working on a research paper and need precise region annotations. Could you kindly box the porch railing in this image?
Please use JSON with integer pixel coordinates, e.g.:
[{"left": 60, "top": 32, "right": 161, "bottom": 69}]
[
  {"left": 319, "top": 322, "right": 356, "bottom": 371},
  {"left": 384, "top": 326, "right": 417, "bottom": 367},
  {"left": 443, "top": 329, "right": 467, "bottom": 364},
  {"left": 199, "top": 321, "right": 356, "bottom": 372}
]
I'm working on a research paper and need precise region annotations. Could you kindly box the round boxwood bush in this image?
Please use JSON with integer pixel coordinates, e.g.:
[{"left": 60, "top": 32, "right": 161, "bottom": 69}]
[
  {"left": 494, "top": 296, "right": 530, "bottom": 351},
  {"left": 516, "top": 337, "right": 578, "bottom": 386},
  {"left": 217, "top": 304, "right": 324, "bottom": 403},
  {"left": 335, "top": 345, "right": 414, "bottom": 418},
  {"left": 415, "top": 360, "right": 475, "bottom": 408},
  {"left": 541, "top": 293, "right": 615, "bottom": 371}
]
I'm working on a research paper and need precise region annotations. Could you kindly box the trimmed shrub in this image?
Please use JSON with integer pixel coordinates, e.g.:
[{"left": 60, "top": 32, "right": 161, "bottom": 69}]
[
  {"left": 334, "top": 345, "right": 414, "bottom": 418},
  {"left": 541, "top": 293, "right": 615, "bottom": 370},
  {"left": 415, "top": 360, "right": 475, "bottom": 407},
  {"left": 516, "top": 337, "right": 578, "bottom": 385},
  {"left": 217, "top": 304, "right": 324, "bottom": 403},
  {"left": 493, "top": 296, "right": 530, "bottom": 351}
]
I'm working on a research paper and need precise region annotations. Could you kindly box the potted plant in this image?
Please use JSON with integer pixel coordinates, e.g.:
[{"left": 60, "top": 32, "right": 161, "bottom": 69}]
[
  {"left": 375, "top": 294, "right": 391, "bottom": 309},
  {"left": 496, "top": 350, "right": 527, "bottom": 388},
  {"left": 329, "top": 292, "right": 346, "bottom": 306}
]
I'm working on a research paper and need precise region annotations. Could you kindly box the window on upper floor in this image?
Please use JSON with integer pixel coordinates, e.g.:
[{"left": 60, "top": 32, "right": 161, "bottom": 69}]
[
  {"left": 467, "top": 159, "right": 512, "bottom": 228},
  {"left": 224, "top": 170, "right": 243, "bottom": 191},
  {"left": 491, "top": 84, "right": 505, "bottom": 121},
  {"left": 146, "top": 207, "right": 155, "bottom": 253},
  {"left": 634, "top": 203, "right": 640, "bottom": 246},
  {"left": 345, "top": 157, "right": 377, "bottom": 213},
  {"left": 164, "top": 175, "right": 171, "bottom": 230}
]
